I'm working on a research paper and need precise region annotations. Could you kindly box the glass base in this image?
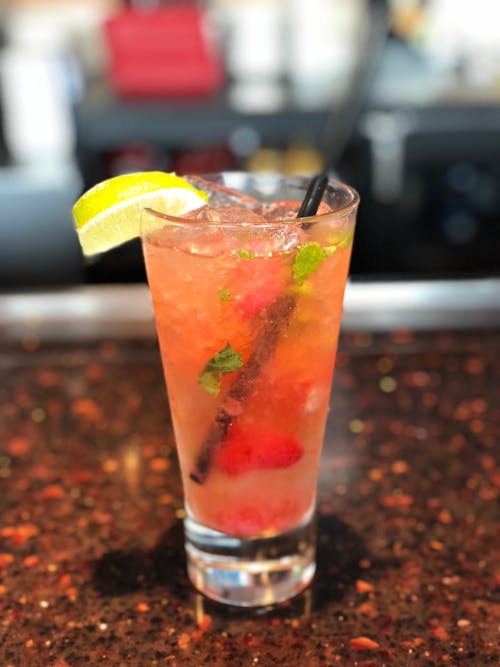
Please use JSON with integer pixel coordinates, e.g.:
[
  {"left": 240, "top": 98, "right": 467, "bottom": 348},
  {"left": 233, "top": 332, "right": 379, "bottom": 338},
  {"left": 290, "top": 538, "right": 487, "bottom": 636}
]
[{"left": 184, "top": 514, "right": 316, "bottom": 607}]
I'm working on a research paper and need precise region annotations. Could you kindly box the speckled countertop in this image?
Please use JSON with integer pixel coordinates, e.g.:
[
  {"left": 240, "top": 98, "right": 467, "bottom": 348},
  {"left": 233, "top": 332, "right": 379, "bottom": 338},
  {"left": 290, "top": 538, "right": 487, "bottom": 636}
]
[{"left": 1, "top": 329, "right": 499, "bottom": 666}]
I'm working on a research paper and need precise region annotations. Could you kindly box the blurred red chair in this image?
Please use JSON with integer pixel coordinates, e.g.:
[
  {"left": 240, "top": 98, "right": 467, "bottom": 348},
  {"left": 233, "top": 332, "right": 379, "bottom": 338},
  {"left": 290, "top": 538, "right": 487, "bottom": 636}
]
[{"left": 104, "top": 3, "right": 224, "bottom": 98}]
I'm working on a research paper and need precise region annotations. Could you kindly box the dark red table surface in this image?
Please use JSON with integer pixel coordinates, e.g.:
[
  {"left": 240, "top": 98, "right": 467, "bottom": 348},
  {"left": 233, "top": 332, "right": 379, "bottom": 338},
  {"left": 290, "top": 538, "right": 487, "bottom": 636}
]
[{"left": 1, "top": 330, "right": 499, "bottom": 666}]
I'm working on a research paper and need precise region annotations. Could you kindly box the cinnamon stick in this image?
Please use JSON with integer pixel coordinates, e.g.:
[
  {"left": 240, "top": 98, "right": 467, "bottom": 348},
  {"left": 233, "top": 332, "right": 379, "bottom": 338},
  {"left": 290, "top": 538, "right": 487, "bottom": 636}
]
[{"left": 189, "top": 294, "right": 296, "bottom": 484}]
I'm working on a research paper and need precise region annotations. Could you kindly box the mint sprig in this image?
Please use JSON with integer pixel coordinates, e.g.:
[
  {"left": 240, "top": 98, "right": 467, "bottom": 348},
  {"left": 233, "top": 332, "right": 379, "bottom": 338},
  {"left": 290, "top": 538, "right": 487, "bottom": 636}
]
[
  {"left": 337, "top": 229, "right": 354, "bottom": 249},
  {"left": 238, "top": 249, "right": 255, "bottom": 260},
  {"left": 293, "top": 242, "right": 327, "bottom": 286},
  {"left": 198, "top": 344, "right": 243, "bottom": 396},
  {"left": 292, "top": 229, "right": 353, "bottom": 286}
]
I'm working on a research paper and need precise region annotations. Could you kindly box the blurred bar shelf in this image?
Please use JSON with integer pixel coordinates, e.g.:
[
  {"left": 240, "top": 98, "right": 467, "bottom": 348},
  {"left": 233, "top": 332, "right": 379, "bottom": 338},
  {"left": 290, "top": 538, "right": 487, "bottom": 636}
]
[
  {"left": 1, "top": 278, "right": 499, "bottom": 342},
  {"left": 75, "top": 95, "right": 500, "bottom": 153},
  {"left": 75, "top": 92, "right": 327, "bottom": 151}
]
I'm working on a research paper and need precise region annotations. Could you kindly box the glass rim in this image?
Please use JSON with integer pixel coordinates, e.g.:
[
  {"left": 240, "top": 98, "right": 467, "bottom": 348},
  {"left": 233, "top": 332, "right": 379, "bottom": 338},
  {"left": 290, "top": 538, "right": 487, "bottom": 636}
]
[{"left": 141, "top": 172, "right": 359, "bottom": 230}]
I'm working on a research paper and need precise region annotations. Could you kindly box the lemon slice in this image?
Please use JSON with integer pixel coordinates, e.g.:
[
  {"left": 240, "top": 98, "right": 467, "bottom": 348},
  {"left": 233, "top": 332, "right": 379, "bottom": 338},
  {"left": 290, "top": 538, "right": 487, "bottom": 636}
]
[{"left": 72, "top": 171, "right": 208, "bottom": 256}]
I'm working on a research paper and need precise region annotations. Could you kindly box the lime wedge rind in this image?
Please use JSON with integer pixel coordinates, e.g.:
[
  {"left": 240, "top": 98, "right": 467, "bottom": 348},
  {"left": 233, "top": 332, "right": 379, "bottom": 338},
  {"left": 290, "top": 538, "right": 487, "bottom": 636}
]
[{"left": 72, "top": 172, "right": 207, "bottom": 256}]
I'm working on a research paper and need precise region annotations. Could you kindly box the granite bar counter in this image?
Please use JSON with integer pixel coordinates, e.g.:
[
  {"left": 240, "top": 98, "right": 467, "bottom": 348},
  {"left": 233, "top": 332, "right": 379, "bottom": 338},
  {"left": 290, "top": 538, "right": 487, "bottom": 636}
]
[{"left": 0, "top": 282, "right": 499, "bottom": 666}]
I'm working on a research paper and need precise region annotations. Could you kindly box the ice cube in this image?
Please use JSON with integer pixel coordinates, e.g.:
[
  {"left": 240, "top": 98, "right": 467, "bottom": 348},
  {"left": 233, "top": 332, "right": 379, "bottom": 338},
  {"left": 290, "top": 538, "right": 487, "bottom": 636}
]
[
  {"left": 262, "top": 201, "right": 301, "bottom": 222},
  {"left": 263, "top": 200, "right": 332, "bottom": 222},
  {"left": 186, "top": 205, "right": 268, "bottom": 224},
  {"left": 185, "top": 175, "right": 262, "bottom": 210},
  {"left": 186, "top": 204, "right": 304, "bottom": 256}
]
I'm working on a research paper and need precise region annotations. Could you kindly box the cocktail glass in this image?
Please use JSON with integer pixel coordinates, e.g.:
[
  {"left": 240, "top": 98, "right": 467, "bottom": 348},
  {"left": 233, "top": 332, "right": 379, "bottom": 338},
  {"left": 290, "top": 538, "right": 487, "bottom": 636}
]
[{"left": 141, "top": 172, "right": 359, "bottom": 606}]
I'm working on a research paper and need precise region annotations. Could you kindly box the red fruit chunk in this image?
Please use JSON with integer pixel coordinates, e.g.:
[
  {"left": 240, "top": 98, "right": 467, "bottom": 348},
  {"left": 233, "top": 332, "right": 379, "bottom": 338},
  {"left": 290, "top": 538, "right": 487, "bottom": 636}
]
[
  {"left": 232, "top": 256, "right": 286, "bottom": 319},
  {"left": 238, "top": 285, "right": 280, "bottom": 320},
  {"left": 215, "top": 426, "right": 303, "bottom": 476}
]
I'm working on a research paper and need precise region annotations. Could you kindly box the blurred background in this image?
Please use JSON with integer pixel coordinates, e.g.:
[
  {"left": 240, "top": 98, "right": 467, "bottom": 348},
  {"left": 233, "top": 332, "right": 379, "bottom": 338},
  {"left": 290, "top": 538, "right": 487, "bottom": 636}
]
[{"left": 0, "top": 0, "right": 499, "bottom": 288}]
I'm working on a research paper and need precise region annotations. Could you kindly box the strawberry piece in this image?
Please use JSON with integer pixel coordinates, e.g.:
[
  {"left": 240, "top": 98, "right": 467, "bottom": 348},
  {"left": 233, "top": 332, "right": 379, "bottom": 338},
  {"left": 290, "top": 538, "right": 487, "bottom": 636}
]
[
  {"left": 237, "top": 286, "right": 280, "bottom": 319},
  {"left": 215, "top": 426, "right": 303, "bottom": 476},
  {"left": 233, "top": 256, "right": 285, "bottom": 320}
]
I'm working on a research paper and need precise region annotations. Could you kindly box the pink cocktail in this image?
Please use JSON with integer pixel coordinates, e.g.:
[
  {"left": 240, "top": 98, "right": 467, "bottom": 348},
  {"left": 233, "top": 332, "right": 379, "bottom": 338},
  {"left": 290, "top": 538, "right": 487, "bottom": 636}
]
[{"left": 141, "top": 172, "right": 359, "bottom": 606}]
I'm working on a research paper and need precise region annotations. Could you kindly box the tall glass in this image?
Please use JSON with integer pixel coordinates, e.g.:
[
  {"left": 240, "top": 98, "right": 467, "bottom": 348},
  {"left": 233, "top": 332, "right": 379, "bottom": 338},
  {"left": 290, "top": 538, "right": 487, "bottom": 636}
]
[{"left": 141, "top": 172, "right": 359, "bottom": 606}]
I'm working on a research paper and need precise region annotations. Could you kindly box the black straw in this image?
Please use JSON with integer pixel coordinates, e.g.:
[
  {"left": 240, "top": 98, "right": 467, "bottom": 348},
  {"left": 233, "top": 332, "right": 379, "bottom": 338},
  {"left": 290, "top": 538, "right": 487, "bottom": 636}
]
[{"left": 296, "top": 173, "right": 328, "bottom": 222}]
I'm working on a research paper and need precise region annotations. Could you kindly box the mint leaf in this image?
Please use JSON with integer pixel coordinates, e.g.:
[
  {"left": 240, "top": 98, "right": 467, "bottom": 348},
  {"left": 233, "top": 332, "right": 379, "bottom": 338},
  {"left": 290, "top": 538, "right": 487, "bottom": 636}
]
[
  {"left": 327, "top": 229, "right": 354, "bottom": 250},
  {"left": 198, "top": 371, "right": 222, "bottom": 397},
  {"left": 218, "top": 286, "right": 232, "bottom": 303},
  {"left": 238, "top": 249, "right": 255, "bottom": 260},
  {"left": 206, "top": 344, "right": 243, "bottom": 373},
  {"left": 198, "top": 343, "right": 243, "bottom": 396},
  {"left": 337, "top": 229, "right": 354, "bottom": 249},
  {"left": 293, "top": 243, "right": 327, "bottom": 286}
]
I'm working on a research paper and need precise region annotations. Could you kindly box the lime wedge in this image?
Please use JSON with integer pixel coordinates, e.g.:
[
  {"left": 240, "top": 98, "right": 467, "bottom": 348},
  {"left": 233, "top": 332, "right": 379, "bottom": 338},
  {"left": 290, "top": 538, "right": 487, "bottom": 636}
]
[{"left": 72, "top": 171, "right": 208, "bottom": 256}]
